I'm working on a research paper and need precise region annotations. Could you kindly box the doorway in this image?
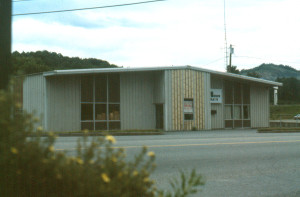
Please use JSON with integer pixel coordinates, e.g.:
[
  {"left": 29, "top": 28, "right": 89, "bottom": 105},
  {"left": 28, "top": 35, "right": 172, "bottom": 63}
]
[{"left": 155, "top": 104, "right": 164, "bottom": 130}]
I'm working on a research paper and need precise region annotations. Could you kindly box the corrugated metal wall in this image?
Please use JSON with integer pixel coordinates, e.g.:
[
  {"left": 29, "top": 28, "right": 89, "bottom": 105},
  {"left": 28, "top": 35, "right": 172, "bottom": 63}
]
[
  {"left": 46, "top": 76, "right": 81, "bottom": 131},
  {"left": 153, "top": 71, "right": 165, "bottom": 104},
  {"left": 250, "top": 85, "right": 270, "bottom": 128},
  {"left": 120, "top": 72, "right": 156, "bottom": 130},
  {"left": 23, "top": 74, "right": 46, "bottom": 128},
  {"left": 170, "top": 69, "right": 209, "bottom": 130},
  {"left": 211, "top": 76, "right": 224, "bottom": 129},
  {"left": 164, "top": 70, "right": 173, "bottom": 131}
]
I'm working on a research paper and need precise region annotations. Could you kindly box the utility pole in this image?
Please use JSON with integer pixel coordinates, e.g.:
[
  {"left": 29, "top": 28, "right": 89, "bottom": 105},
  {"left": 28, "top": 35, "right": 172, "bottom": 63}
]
[
  {"left": 229, "top": 44, "right": 234, "bottom": 68},
  {"left": 0, "top": 0, "right": 12, "bottom": 90}
]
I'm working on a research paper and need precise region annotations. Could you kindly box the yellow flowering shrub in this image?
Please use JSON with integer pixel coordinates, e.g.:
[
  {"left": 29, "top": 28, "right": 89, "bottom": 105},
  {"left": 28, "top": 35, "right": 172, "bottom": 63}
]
[{"left": 0, "top": 90, "right": 204, "bottom": 197}]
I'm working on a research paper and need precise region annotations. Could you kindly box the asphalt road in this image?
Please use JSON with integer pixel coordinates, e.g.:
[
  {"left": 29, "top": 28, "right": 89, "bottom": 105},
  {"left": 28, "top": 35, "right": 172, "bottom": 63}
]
[{"left": 54, "top": 130, "right": 300, "bottom": 197}]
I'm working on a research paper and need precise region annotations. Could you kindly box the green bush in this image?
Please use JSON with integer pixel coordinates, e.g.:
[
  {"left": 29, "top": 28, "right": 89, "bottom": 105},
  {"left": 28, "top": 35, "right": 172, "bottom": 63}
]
[{"left": 0, "top": 90, "right": 204, "bottom": 197}]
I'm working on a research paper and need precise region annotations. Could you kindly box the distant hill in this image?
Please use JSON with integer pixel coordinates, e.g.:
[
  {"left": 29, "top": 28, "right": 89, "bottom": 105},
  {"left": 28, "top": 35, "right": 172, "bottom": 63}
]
[
  {"left": 241, "top": 63, "right": 300, "bottom": 81},
  {"left": 12, "top": 50, "right": 119, "bottom": 75}
]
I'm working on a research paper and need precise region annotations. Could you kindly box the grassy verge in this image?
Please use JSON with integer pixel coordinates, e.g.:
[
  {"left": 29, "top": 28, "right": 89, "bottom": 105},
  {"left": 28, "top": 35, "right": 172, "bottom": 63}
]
[
  {"left": 257, "top": 127, "right": 300, "bottom": 133},
  {"left": 270, "top": 105, "right": 300, "bottom": 120},
  {"left": 30, "top": 129, "right": 164, "bottom": 137}
]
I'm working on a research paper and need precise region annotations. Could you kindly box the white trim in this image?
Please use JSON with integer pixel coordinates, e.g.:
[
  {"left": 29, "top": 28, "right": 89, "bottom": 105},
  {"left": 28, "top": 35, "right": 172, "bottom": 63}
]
[{"left": 42, "top": 65, "right": 282, "bottom": 87}]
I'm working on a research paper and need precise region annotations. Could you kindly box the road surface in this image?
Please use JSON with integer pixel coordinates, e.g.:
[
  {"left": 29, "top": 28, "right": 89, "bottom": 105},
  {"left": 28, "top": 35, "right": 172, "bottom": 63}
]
[{"left": 54, "top": 130, "right": 300, "bottom": 197}]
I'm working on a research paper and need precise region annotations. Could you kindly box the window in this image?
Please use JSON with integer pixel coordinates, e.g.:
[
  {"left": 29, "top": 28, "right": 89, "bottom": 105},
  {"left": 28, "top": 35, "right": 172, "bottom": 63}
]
[
  {"left": 81, "top": 74, "right": 120, "bottom": 131},
  {"left": 184, "top": 98, "right": 194, "bottom": 120},
  {"left": 224, "top": 81, "right": 251, "bottom": 128}
]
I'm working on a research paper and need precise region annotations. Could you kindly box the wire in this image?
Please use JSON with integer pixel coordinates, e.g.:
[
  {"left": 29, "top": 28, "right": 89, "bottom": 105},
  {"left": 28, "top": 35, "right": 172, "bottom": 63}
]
[
  {"left": 13, "top": 0, "right": 166, "bottom": 16},
  {"left": 202, "top": 57, "right": 224, "bottom": 67},
  {"left": 13, "top": 0, "right": 34, "bottom": 2}
]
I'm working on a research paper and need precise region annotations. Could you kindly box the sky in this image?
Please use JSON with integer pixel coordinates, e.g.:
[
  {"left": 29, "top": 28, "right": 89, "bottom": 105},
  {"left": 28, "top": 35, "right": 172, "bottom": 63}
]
[{"left": 12, "top": 0, "right": 300, "bottom": 72}]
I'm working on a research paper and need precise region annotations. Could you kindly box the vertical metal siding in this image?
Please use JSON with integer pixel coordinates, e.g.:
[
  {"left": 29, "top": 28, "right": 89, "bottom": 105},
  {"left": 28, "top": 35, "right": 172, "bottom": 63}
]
[
  {"left": 250, "top": 85, "right": 270, "bottom": 128},
  {"left": 211, "top": 76, "right": 224, "bottom": 129},
  {"left": 47, "top": 76, "right": 81, "bottom": 131},
  {"left": 164, "top": 70, "right": 173, "bottom": 131},
  {"left": 153, "top": 71, "right": 165, "bottom": 103},
  {"left": 203, "top": 72, "right": 211, "bottom": 130},
  {"left": 23, "top": 74, "right": 46, "bottom": 128},
  {"left": 120, "top": 72, "right": 156, "bottom": 130},
  {"left": 171, "top": 69, "right": 207, "bottom": 131}
]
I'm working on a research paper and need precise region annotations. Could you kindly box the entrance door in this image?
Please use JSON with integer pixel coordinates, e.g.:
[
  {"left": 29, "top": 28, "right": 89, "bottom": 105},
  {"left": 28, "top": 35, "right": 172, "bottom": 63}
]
[{"left": 155, "top": 104, "right": 164, "bottom": 130}]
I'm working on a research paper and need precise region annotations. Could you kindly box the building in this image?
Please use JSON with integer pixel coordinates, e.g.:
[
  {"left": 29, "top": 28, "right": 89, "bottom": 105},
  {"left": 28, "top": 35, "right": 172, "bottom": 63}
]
[{"left": 23, "top": 66, "right": 282, "bottom": 132}]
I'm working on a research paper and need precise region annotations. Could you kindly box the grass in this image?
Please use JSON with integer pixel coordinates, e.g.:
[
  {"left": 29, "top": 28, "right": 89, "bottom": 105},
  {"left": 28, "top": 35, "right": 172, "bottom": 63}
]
[
  {"left": 31, "top": 129, "right": 163, "bottom": 137},
  {"left": 257, "top": 127, "right": 300, "bottom": 133},
  {"left": 270, "top": 104, "right": 300, "bottom": 120}
]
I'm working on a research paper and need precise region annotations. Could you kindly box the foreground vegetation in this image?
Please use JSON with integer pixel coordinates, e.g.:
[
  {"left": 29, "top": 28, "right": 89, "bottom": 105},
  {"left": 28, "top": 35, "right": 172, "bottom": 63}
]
[{"left": 0, "top": 89, "right": 204, "bottom": 197}]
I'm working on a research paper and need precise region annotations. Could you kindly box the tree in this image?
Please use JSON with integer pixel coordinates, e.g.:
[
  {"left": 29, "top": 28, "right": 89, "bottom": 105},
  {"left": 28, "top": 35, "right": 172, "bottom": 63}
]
[
  {"left": 226, "top": 65, "right": 240, "bottom": 74},
  {"left": 276, "top": 77, "right": 300, "bottom": 104},
  {"left": 246, "top": 71, "right": 261, "bottom": 78}
]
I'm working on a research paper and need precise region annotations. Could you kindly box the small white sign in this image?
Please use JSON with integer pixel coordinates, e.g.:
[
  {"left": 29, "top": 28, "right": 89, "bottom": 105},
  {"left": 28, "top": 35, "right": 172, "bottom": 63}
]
[
  {"left": 184, "top": 100, "right": 193, "bottom": 113},
  {"left": 210, "top": 89, "right": 222, "bottom": 103}
]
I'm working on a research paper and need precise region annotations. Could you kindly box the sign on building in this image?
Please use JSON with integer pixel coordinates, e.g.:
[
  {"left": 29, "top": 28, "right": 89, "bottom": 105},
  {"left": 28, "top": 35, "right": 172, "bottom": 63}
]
[
  {"left": 210, "top": 89, "right": 222, "bottom": 103},
  {"left": 184, "top": 99, "right": 193, "bottom": 113}
]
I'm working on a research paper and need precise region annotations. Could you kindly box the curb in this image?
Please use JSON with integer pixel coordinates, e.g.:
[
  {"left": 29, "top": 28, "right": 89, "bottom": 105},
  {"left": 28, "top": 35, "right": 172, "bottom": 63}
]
[{"left": 29, "top": 132, "right": 164, "bottom": 137}]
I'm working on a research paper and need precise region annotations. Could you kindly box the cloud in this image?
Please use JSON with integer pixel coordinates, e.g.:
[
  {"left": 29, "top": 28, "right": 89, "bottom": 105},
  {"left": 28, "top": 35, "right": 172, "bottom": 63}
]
[{"left": 12, "top": 0, "right": 300, "bottom": 71}]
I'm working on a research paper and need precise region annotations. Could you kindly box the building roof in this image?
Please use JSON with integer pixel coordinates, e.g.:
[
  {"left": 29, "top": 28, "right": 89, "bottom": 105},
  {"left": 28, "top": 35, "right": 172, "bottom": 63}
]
[{"left": 43, "top": 65, "right": 282, "bottom": 87}]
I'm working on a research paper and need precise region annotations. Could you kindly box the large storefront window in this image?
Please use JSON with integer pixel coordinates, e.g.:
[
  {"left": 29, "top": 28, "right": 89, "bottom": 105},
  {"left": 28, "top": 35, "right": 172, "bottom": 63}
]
[
  {"left": 80, "top": 74, "right": 120, "bottom": 131},
  {"left": 225, "top": 82, "right": 251, "bottom": 128}
]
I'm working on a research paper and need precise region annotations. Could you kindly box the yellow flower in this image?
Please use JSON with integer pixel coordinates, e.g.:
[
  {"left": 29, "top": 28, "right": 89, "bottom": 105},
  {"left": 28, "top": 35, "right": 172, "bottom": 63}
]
[
  {"left": 89, "top": 160, "right": 95, "bottom": 164},
  {"left": 11, "top": 147, "right": 18, "bottom": 154},
  {"left": 83, "top": 129, "right": 89, "bottom": 134},
  {"left": 101, "top": 173, "right": 110, "bottom": 183},
  {"left": 147, "top": 151, "right": 155, "bottom": 157},
  {"left": 111, "top": 156, "right": 117, "bottom": 163},
  {"left": 36, "top": 126, "right": 43, "bottom": 132},
  {"left": 132, "top": 170, "right": 139, "bottom": 176},
  {"left": 76, "top": 158, "right": 84, "bottom": 165},
  {"left": 105, "top": 135, "right": 116, "bottom": 144},
  {"left": 48, "top": 145, "right": 55, "bottom": 152},
  {"left": 15, "top": 102, "right": 22, "bottom": 109},
  {"left": 143, "top": 177, "right": 150, "bottom": 183}
]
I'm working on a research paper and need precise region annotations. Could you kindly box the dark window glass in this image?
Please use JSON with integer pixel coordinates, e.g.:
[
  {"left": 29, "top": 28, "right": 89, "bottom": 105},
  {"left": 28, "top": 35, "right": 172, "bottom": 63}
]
[
  {"left": 243, "top": 120, "right": 251, "bottom": 127},
  {"left": 184, "top": 114, "right": 193, "bottom": 120},
  {"left": 81, "top": 104, "right": 93, "bottom": 120},
  {"left": 234, "top": 120, "right": 242, "bottom": 128},
  {"left": 109, "top": 122, "right": 121, "bottom": 130},
  {"left": 225, "top": 120, "right": 233, "bottom": 128},
  {"left": 108, "top": 74, "right": 120, "bottom": 102},
  {"left": 243, "top": 84, "right": 250, "bottom": 104},
  {"left": 225, "top": 81, "right": 233, "bottom": 104},
  {"left": 109, "top": 104, "right": 120, "bottom": 120},
  {"left": 81, "top": 122, "right": 94, "bottom": 130},
  {"left": 95, "top": 74, "right": 107, "bottom": 102},
  {"left": 95, "top": 122, "right": 107, "bottom": 130},
  {"left": 243, "top": 105, "right": 250, "bottom": 119},
  {"left": 234, "top": 83, "right": 242, "bottom": 104},
  {"left": 95, "top": 104, "right": 106, "bottom": 120},
  {"left": 81, "top": 76, "right": 93, "bottom": 102}
]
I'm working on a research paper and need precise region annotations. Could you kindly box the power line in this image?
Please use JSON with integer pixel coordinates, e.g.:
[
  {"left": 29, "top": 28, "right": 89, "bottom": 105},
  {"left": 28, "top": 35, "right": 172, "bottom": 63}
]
[
  {"left": 13, "top": 0, "right": 34, "bottom": 2},
  {"left": 13, "top": 0, "right": 166, "bottom": 16}
]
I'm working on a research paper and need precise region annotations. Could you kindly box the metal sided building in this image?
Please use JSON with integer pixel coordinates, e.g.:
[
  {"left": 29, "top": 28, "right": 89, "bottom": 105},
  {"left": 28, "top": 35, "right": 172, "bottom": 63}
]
[{"left": 22, "top": 66, "right": 282, "bottom": 132}]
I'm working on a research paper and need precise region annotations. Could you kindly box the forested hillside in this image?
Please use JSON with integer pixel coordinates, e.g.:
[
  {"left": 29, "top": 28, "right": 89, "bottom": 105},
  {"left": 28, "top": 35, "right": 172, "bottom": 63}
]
[
  {"left": 12, "top": 50, "right": 118, "bottom": 75},
  {"left": 241, "top": 63, "right": 300, "bottom": 81}
]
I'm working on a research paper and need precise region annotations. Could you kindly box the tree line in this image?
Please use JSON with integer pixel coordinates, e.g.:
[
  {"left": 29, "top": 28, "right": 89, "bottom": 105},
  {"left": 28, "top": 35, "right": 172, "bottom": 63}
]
[
  {"left": 227, "top": 65, "right": 300, "bottom": 104},
  {"left": 12, "top": 50, "right": 118, "bottom": 75}
]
